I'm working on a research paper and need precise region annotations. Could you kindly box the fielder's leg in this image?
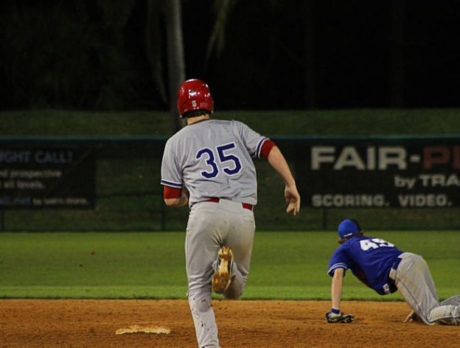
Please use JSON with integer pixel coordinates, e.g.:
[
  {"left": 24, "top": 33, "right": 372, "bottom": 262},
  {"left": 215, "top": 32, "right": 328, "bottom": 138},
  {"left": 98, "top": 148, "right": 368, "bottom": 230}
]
[
  {"left": 437, "top": 295, "right": 460, "bottom": 324},
  {"left": 440, "top": 294, "right": 460, "bottom": 306},
  {"left": 429, "top": 305, "right": 460, "bottom": 325},
  {"left": 390, "top": 253, "right": 439, "bottom": 325}
]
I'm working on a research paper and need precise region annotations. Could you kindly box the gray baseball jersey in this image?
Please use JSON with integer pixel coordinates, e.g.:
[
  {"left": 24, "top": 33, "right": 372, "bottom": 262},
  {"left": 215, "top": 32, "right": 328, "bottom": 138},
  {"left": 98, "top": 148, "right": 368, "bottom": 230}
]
[{"left": 161, "top": 119, "right": 268, "bottom": 205}]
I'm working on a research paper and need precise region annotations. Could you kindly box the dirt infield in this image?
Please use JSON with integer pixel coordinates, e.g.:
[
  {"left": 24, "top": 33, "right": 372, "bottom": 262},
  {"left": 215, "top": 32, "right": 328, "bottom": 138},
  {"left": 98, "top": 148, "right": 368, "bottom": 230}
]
[{"left": 1, "top": 299, "right": 459, "bottom": 347}]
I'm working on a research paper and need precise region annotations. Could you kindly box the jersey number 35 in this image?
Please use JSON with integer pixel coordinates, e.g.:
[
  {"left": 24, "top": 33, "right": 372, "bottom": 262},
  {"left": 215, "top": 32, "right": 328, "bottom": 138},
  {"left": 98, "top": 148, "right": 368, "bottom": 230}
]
[{"left": 196, "top": 142, "right": 242, "bottom": 179}]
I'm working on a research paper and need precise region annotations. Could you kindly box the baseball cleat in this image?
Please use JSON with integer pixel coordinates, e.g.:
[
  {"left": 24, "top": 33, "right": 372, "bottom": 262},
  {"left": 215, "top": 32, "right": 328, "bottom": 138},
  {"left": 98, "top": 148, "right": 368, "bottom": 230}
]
[{"left": 212, "top": 246, "right": 233, "bottom": 294}]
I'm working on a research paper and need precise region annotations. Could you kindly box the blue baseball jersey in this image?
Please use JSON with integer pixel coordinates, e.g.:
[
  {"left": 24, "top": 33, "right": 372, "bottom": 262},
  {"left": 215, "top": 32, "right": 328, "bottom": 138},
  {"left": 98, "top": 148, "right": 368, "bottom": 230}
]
[{"left": 327, "top": 235, "right": 403, "bottom": 295}]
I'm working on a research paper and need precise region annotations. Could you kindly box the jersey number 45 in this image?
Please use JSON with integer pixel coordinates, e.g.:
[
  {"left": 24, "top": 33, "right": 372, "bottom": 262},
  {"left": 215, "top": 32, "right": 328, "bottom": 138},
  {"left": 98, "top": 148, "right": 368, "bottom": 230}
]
[{"left": 360, "top": 238, "right": 395, "bottom": 251}]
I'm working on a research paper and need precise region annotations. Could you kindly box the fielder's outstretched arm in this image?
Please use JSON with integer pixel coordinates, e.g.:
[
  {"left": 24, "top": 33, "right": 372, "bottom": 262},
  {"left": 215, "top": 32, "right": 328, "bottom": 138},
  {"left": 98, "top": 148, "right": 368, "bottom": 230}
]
[
  {"left": 266, "top": 146, "right": 301, "bottom": 216},
  {"left": 326, "top": 268, "right": 354, "bottom": 323},
  {"left": 331, "top": 268, "right": 345, "bottom": 311}
]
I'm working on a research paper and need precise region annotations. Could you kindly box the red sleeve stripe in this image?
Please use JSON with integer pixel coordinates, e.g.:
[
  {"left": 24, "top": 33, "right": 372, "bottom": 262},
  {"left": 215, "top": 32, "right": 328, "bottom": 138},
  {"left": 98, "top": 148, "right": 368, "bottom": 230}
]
[
  {"left": 164, "top": 186, "right": 182, "bottom": 199},
  {"left": 260, "top": 139, "right": 275, "bottom": 159}
]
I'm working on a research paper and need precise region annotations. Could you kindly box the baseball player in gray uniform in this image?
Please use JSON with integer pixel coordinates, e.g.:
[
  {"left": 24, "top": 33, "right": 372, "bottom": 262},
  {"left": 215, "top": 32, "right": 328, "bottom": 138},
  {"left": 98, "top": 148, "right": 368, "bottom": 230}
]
[{"left": 161, "top": 78, "right": 300, "bottom": 347}]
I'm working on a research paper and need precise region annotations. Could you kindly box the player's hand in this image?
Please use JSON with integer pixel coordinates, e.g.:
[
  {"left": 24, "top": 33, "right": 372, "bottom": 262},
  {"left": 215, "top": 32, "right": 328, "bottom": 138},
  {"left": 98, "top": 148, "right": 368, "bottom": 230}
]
[
  {"left": 325, "top": 310, "right": 354, "bottom": 323},
  {"left": 284, "top": 184, "right": 300, "bottom": 216}
]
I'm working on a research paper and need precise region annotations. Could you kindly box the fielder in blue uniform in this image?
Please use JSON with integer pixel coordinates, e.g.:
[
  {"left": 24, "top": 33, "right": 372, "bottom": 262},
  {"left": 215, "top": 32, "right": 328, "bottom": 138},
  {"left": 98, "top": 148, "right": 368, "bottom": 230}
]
[{"left": 326, "top": 219, "right": 460, "bottom": 325}]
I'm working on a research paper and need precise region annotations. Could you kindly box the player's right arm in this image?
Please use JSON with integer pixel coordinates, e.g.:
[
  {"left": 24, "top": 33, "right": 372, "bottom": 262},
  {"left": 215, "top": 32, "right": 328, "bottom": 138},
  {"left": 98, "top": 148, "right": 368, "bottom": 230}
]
[
  {"left": 326, "top": 267, "right": 354, "bottom": 323},
  {"left": 327, "top": 248, "right": 350, "bottom": 313},
  {"left": 161, "top": 137, "right": 188, "bottom": 207},
  {"left": 163, "top": 186, "right": 189, "bottom": 207},
  {"left": 331, "top": 268, "right": 345, "bottom": 311}
]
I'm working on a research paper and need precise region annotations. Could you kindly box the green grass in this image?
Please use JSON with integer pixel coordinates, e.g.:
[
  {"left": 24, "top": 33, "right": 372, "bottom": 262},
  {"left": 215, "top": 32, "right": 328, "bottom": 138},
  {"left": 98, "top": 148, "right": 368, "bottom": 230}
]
[
  {"left": 1, "top": 231, "right": 459, "bottom": 300},
  {"left": 0, "top": 110, "right": 459, "bottom": 301}
]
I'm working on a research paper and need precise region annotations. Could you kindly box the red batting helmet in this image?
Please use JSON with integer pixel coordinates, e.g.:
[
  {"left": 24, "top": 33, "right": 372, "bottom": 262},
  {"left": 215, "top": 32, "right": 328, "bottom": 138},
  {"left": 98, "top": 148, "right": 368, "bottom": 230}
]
[{"left": 177, "top": 79, "right": 214, "bottom": 117}]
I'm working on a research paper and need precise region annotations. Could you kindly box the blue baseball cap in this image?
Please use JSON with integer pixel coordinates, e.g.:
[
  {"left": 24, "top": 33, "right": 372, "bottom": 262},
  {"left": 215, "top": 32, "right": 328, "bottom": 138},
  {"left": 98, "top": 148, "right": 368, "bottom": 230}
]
[{"left": 337, "top": 219, "right": 361, "bottom": 239}]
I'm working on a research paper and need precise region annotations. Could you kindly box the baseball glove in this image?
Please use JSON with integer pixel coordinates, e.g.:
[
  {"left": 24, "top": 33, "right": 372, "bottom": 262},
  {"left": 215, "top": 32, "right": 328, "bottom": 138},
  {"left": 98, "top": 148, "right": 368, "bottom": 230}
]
[{"left": 325, "top": 311, "right": 354, "bottom": 323}]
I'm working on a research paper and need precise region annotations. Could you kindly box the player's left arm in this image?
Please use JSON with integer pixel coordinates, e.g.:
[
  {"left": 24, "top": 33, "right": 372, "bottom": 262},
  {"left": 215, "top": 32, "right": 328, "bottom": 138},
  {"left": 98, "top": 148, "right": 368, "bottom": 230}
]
[
  {"left": 236, "top": 122, "right": 300, "bottom": 215},
  {"left": 265, "top": 144, "right": 300, "bottom": 216}
]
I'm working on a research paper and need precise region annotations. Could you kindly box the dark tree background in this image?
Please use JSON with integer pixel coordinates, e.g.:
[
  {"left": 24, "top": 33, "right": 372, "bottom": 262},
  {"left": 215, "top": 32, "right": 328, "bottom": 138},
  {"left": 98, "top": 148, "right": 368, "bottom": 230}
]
[{"left": 1, "top": 0, "right": 460, "bottom": 111}]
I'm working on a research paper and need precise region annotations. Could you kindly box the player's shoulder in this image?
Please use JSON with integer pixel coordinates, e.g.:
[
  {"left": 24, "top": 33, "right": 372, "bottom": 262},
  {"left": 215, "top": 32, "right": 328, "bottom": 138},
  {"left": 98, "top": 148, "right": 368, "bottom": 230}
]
[
  {"left": 165, "top": 128, "right": 184, "bottom": 143},
  {"left": 229, "top": 119, "right": 250, "bottom": 128},
  {"left": 164, "top": 126, "right": 192, "bottom": 149}
]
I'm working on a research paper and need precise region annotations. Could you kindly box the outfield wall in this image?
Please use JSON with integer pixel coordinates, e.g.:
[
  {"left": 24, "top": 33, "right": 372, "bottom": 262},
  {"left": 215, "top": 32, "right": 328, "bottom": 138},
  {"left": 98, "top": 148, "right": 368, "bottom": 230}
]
[{"left": 0, "top": 136, "right": 459, "bottom": 231}]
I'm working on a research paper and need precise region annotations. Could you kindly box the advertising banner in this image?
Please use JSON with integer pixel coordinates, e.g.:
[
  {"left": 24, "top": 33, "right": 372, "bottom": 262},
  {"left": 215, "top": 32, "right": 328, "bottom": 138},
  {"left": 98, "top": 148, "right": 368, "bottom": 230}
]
[
  {"left": 0, "top": 148, "right": 95, "bottom": 209},
  {"left": 288, "top": 137, "right": 460, "bottom": 208}
]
